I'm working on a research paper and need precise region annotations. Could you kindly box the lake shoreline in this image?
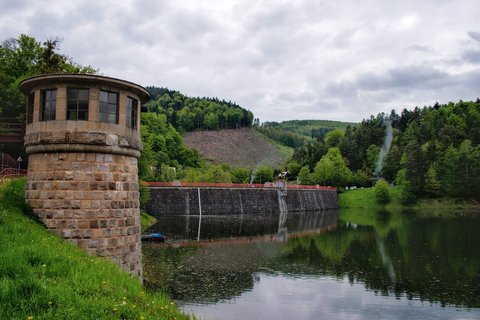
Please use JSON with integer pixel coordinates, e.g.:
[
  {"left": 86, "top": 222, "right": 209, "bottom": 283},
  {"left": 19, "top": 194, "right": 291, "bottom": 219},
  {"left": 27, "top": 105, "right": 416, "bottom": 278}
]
[{"left": 339, "top": 186, "right": 480, "bottom": 216}]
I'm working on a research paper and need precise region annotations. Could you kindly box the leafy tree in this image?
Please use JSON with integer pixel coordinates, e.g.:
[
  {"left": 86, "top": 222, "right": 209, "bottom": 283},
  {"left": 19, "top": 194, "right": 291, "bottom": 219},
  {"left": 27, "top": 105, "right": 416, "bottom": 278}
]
[
  {"left": 396, "top": 169, "right": 416, "bottom": 205},
  {"left": 139, "top": 112, "right": 202, "bottom": 181},
  {"left": 374, "top": 179, "right": 391, "bottom": 205},
  {"left": 230, "top": 167, "right": 250, "bottom": 183},
  {"left": 424, "top": 164, "right": 441, "bottom": 198},
  {"left": 313, "top": 147, "right": 352, "bottom": 188},
  {"left": 324, "top": 128, "right": 344, "bottom": 148},
  {"left": 286, "top": 161, "right": 301, "bottom": 180},
  {"left": 351, "top": 166, "right": 373, "bottom": 188},
  {"left": 202, "top": 165, "right": 232, "bottom": 183},
  {"left": 0, "top": 34, "right": 95, "bottom": 120},
  {"left": 297, "top": 166, "right": 312, "bottom": 185},
  {"left": 253, "top": 166, "right": 274, "bottom": 184},
  {"left": 366, "top": 144, "right": 380, "bottom": 172}
]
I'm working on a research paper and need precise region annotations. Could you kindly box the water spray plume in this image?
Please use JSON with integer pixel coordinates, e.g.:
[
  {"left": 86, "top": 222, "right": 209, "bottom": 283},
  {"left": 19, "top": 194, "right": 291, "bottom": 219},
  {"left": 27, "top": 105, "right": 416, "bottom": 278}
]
[{"left": 374, "top": 120, "right": 393, "bottom": 177}]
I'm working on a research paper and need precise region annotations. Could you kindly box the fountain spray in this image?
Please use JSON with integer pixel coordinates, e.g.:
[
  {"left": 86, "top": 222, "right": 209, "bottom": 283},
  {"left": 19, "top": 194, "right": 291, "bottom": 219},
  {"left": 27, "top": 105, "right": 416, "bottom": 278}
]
[{"left": 374, "top": 120, "right": 393, "bottom": 178}]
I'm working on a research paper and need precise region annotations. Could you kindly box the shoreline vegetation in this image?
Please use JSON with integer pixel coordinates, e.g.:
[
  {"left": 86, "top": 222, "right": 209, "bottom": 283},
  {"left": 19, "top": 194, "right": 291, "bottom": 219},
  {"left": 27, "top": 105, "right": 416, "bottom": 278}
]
[
  {"left": 339, "top": 186, "right": 480, "bottom": 216},
  {"left": 0, "top": 178, "right": 191, "bottom": 320}
]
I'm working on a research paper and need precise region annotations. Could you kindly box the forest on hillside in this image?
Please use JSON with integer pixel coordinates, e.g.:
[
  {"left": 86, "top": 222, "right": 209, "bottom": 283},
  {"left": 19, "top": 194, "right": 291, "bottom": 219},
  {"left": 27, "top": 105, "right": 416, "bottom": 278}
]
[
  {"left": 285, "top": 100, "right": 480, "bottom": 202},
  {"left": 256, "top": 119, "right": 356, "bottom": 148},
  {"left": 145, "top": 86, "right": 254, "bottom": 132}
]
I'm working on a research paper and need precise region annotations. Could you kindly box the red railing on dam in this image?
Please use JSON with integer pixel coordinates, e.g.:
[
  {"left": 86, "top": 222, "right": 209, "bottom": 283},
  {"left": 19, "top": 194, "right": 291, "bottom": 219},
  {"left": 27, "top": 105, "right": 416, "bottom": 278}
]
[{"left": 145, "top": 181, "right": 336, "bottom": 191}]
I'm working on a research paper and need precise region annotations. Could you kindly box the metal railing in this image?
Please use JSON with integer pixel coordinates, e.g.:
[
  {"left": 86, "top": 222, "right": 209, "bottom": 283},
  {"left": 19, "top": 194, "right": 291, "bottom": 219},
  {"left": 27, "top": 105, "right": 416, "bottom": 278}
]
[
  {"left": 0, "top": 168, "right": 28, "bottom": 179},
  {"left": 146, "top": 181, "right": 336, "bottom": 191}
]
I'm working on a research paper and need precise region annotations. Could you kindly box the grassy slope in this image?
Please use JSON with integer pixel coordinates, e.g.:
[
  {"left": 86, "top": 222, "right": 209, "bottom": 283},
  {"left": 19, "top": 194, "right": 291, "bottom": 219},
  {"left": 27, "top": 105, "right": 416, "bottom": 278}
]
[
  {"left": 339, "top": 186, "right": 480, "bottom": 215},
  {"left": 183, "top": 127, "right": 292, "bottom": 169},
  {"left": 0, "top": 178, "right": 190, "bottom": 320}
]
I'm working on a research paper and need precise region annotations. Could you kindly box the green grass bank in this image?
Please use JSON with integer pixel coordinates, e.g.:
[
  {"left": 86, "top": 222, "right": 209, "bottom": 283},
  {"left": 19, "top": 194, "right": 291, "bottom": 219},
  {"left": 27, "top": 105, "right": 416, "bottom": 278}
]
[
  {"left": 339, "top": 186, "right": 480, "bottom": 215},
  {"left": 0, "top": 178, "right": 191, "bottom": 320}
]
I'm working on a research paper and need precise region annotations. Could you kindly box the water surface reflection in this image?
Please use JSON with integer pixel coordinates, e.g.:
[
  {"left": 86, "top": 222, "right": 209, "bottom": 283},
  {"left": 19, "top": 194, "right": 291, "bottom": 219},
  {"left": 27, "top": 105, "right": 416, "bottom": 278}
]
[{"left": 143, "top": 209, "right": 480, "bottom": 320}]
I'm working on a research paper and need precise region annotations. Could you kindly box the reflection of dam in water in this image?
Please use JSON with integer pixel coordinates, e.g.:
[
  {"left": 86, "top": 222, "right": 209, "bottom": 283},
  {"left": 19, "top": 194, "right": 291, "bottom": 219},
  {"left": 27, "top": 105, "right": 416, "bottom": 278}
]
[{"left": 145, "top": 210, "right": 338, "bottom": 242}]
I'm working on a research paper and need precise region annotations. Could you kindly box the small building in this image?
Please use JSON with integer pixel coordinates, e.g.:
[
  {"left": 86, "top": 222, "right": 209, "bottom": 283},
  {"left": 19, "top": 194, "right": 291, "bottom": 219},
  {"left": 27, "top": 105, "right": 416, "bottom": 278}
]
[{"left": 19, "top": 73, "right": 150, "bottom": 277}]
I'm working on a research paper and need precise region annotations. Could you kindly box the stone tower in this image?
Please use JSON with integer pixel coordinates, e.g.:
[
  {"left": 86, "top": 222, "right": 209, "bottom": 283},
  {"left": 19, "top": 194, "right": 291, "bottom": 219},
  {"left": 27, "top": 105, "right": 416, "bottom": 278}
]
[{"left": 19, "top": 74, "right": 150, "bottom": 277}]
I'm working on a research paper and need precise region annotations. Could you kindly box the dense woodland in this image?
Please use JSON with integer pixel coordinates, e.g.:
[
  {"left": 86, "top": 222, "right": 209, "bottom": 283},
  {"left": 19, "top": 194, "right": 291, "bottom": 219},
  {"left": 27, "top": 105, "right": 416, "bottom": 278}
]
[
  {"left": 256, "top": 119, "right": 356, "bottom": 149},
  {"left": 286, "top": 101, "right": 480, "bottom": 202},
  {"left": 145, "top": 87, "right": 254, "bottom": 132}
]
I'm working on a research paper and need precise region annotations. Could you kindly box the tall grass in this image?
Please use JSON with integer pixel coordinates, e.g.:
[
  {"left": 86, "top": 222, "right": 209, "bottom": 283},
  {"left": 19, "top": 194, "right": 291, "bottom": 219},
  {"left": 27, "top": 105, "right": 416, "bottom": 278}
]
[{"left": 0, "top": 178, "right": 191, "bottom": 320}]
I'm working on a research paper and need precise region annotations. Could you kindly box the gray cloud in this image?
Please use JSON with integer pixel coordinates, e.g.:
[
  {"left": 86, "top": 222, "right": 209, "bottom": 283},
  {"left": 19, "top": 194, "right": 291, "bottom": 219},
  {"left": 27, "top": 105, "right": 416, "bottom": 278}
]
[
  {"left": 1, "top": 0, "right": 479, "bottom": 122},
  {"left": 468, "top": 31, "right": 480, "bottom": 43},
  {"left": 462, "top": 50, "right": 480, "bottom": 64}
]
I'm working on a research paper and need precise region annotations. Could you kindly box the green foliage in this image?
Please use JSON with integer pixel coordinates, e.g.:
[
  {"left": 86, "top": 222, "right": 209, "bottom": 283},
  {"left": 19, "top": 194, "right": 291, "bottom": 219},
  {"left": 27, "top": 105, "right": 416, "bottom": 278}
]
[
  {"left": 286, "top": 161, "right": 301, "bottom": 179},
  {"left": 374, "top": 179, "right": 391, "bottom": 205},
  {"left": 255, "top": 125, "right": 308, "bottom": 148},
  {"left": 202, "top": 165, "right": 232, "bottom": 183},
  {"left": 0, "top": 179, "right": 188, "bottom": 320},
  {"left": 145, "top": 87, "right": 253, "bottom": 133},
  {"left": 396, "top": 169, "right": 417, "bottom": 205},
  {"left": 366, "top": 144, "right": 380, "bottom": 171},
  {"left": 139, "top": 180, "right": 151, "bottom": 210},
  {"left": 424, "top": 164, "right": 441, "bottom": 198},
  {"left": 0, "top": 34, "right": 96, "bottom": 120},
  {"left": 324, "top": 128, "right": 344, "bottom": 148},
  {"left": 253, "top": 165, "right": 274, "bottom": 184},
  {"left": 139, "top": 112, "right": 202, "bottom": 181},
  {"left": 312, "top": 147, "right": 352, "bottom": 187},
  {"left": 257, "top": 120, "right": 354, "bottom": 149},
  {"left": 140, "top": 211, "right": 157, "bottom": 231},
  {"left": 297, "top": 166, "right": 311, "bottom": 185},
  {"left": 287, "top": 101, "right": 480, "bottom": 200},
  {"left": 351, "top": 166, "right": 373, "bottom": 188},
  {"left": 230, "top": 167, "right": 251, "bottom": 183}
]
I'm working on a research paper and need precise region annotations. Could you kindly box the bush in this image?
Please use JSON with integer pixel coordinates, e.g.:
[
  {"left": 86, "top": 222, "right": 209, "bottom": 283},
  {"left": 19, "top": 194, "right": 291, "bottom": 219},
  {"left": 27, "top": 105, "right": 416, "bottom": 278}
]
[
  {"left": 374, "top": 179, "right": 391, "bottom": 205},
  {"left": 253, "top": 165, "right": 274, "bottom": 184},
  {"left": 231, "top": 167, "right": 250, "bottom": 183}
]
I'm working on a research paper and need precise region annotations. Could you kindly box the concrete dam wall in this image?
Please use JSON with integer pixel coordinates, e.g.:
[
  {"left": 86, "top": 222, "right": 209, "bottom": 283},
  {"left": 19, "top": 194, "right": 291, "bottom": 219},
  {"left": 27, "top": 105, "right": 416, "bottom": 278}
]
[{"left": 145, "top": 187, "right": 338, "bottom": 216}]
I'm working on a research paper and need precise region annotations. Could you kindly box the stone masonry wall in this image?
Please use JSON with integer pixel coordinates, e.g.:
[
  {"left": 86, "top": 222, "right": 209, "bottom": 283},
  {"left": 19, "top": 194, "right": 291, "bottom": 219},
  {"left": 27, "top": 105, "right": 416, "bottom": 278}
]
[
  {"left": 25, "top": 152, "right": 142, "bottom": 277},
  {"left": 145, "top": 187, "right": 338, "bottom": 217}
]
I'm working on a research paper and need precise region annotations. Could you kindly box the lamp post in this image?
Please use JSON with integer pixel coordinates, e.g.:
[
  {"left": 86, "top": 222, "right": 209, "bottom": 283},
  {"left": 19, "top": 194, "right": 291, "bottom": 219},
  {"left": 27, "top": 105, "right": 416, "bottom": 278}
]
[{"left": 17, "top": 156, "right": 22, "bottom": 174}]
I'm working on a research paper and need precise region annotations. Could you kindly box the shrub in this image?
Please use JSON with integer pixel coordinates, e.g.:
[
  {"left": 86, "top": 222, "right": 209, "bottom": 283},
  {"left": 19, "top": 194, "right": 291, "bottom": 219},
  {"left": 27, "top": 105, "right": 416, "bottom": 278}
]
[{"left": 375, "top": 179, "right": 391, "bottom": 205}]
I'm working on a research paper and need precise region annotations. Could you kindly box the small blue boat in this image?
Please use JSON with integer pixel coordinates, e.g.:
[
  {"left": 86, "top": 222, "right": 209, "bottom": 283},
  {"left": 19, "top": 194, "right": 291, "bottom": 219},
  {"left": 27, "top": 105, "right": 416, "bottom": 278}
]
[{"left": 141, "top": 233, "right": 165, "bottom": 242}]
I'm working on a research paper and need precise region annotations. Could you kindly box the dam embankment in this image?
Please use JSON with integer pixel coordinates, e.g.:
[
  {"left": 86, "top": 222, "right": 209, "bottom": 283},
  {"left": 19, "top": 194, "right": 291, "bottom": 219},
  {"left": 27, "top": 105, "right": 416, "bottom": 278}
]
[{"left": 145, "top": 184, "right": 338, "bottom": 216}]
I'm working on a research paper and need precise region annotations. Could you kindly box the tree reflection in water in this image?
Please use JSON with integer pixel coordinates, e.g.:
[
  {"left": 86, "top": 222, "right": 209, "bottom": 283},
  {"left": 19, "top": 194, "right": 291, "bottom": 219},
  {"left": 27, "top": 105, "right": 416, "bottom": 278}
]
[{"left": 143, "top": 209, "right": 480, "bottom": 309}]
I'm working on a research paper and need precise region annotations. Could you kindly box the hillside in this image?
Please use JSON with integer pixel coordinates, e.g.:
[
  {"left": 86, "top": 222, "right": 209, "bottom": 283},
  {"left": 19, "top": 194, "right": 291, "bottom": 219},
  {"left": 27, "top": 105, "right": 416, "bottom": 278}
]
[
  {"left": 257, "top": 119, "right": 357, "bottom": 148},
  {"left": 145, "top": 86, "right": 254, "bottom": 132},
  {"left": 183, "top": 128, "right": 292, "bottom": 169}
]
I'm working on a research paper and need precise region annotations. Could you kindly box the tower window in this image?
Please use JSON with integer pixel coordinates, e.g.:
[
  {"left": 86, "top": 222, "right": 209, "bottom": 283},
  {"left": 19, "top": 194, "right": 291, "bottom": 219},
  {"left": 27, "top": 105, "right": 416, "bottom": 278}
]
[
  {"left": 99, "top": 91, "right": 118, "bottom": 124},
  {"left": 40, "top": 89, "right": 56, "bottom": 121},
  {"left": 126, "top": 97, "right": 138, "bottom": 129},
  {"left": 67, "top": 88, "right": 89, "bottom": 120},
  {"left": 27, "top": 93, "right": 34, "bottom": 124}
]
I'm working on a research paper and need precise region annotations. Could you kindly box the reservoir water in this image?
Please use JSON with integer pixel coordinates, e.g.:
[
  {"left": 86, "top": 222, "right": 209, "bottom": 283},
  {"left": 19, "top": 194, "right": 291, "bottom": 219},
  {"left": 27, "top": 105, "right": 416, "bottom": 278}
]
[{"left": 143, "top": 209, "right": 480, "bottom": 320}]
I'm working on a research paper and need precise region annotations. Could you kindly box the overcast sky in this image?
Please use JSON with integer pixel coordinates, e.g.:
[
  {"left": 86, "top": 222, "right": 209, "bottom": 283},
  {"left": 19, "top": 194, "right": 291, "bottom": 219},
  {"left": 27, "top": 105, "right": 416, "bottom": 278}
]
[{"left": 2, "top": 0, "right": 480, "bottom": 122}]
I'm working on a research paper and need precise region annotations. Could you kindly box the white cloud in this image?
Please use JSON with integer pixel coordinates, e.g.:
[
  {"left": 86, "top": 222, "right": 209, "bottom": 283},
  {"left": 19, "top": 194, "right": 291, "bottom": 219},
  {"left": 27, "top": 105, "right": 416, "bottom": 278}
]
[{"left": 1, "top": 0, "right": 479, "bottom": 122}]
